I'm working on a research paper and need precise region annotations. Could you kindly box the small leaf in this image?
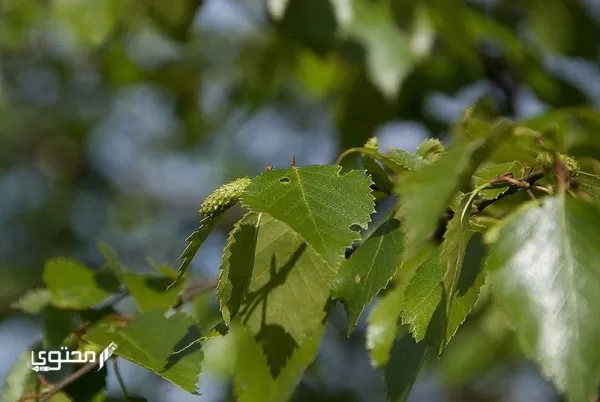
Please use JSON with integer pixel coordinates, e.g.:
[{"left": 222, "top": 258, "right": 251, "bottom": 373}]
[
  {"left": 363, "top": 154, "right": 394, "bottom": 195},
  {"left": 85, "top": 310, "right": 203, "bottom": 394},
  {"left": 44, "top": 259, "right": 120, "bottom": 310},
  {"left": 217, "top": 213, "right": 260, "bottom": 325},
  {"left": 348, "top": 0, "right": 434, "bottom": 99},
  {"left": 398, "top": 120, "right": 513, "bottom": 257},
  {"left": 366, "top": 245, "right": 435, "bottom": 366},
  {"left": 1, "top": 348, "right": 38, "bottom": 402},
  {"left": 415, "top": 138, "right": 445, "bottom": 162},
  {"left": 385, "top": 331, "right": 428, "bottom": 402},
  {"left": 399, "top": 242, "right": 485, "bottom": 345},
  {"left": 174, "top": 216, "right": 223, "bottom": 284},
  {"left": 123, "top": 273, "right": 184, "bottom": 312},
  {"left": 233, "top": 322, "right": 324, "bottom": 402},
  {"left": 474, "top": 161, "right": 526, "bottom": 199},
  {"left": 574, "top": 171, "right": 600, "bottom": 201},
  {"left": 222, "top": 213, "right": 335, "bottom": 377},
  {"left": 10, "top": 288, "right": 51, "bottom": 314},
  {"left": 97, "top": 242, "right": 127, "bottom": 281},
  {"left": 146, "top": 258, "right": 178, "bottom": 279},
  {"left": 334, "top": 217, "right": 405, "bottom": 334},
  {"left": 486, "top": 195, "right": 600, "bottom": 402},
  {"left": 242, "top": 165, "right": 374, "bottom": 269},
  {"left": 340, "top": 147, "right": 429, "bottom": 173},
  {"left": 440, "top": 193, "right": 485, "bottom": 346}
]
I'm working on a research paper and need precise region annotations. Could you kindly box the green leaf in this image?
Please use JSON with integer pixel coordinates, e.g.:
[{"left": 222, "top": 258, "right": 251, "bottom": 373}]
[
  {"left": 146, "top": 0, "right": 203, "bottom": 41},
  {"left": 415, "top": 138, "right": 445, "bottom": 162},
  {"left": 348, "top": 0, "right": 434, "bottom": 99},
  {"left": 49, "top": 393, "right": 75, "bottom": 402},
  {"left": 174, "top": 216, "right": 223, "bottom": 284},
  {"left": 10, "top": 288, "right": 51, "bottom": 314},
  {"left": 440, "top": 192, "right": 485, "bottom": 346},
  {"left": 97, "top": 242, "right": 127, "bottom": 282},
  {"left": 233, "top": 322, "right": 324, "bottom": 402},
  {"left": 85, "top": 310, "right": 203, "bottom": 394},
  {"left": 217, "top": 213, "right": 260, "bottom": 325},
  {"left": 398, "top": 120, "right": 513, "bottom": 256},
  {"left": 44, "top": 259, "right": 120, "bottom": 310},
  {"left": 574, "top": 172, "right": 600, "bottom": 201},
  {"left": 440, "top": 307, "right": 515, "bottom": 386},
  {"left": 123, "top": 273, "right": 184, "bottom": 312},
  {"left": 385, "top": 331, "right": 428, "bottom": 402},
  {"left": 220, "top": 213, "right": 335, "bottom": 376},
  {"left": 362, "top": 150, "right": 394, "bottom": 195},
  {"left": 52, "top": 0, "right": 131, "bottom": 48},
  {"left": 340, "top": 147, "right": 429, "bottom": 173},
  {"left": 334, "top": 217, "right": 405, "bottom": 334},
  {"left": 241, "top": 165, "right": 375, "bottom": 269},
  {"left": 425, "top": 0, "right": 481, "bottom": 71},
  {"left": 486, "top": 195, "right": 600, "bottom": 402},
  {"left": 366, "top": 244, "right": 435, "bottom": 366},
  {"left": 146, "top": 258, "right": 178, "bottom": 279},
  {"left": 474, "top": 161, "right": 526, "bottom": 199},
  {"left": 1, "top": 348, "right": 38, "bottom": 402},
  {"left": 399, "top": 242, "right": 485, "bottom": 345}
]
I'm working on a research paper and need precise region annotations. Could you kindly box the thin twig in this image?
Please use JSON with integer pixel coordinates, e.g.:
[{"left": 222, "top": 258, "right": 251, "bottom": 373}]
[
  {"left": 172, "top": 278, "right": 218, "bottom": 310},
  {"left": 19, "top": 361, "right": 99, "bottom": 402},
  {"left": 474, "top": 171, "right": 545, "bottom": 214},
  {"left": 112, "top": 359, "right": 130, "bottom": 401}
]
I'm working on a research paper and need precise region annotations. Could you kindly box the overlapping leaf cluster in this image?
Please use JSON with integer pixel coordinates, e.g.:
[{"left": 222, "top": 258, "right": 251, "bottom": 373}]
[{"left": 6, "top": 105, "right": 600, "bottom": 402}]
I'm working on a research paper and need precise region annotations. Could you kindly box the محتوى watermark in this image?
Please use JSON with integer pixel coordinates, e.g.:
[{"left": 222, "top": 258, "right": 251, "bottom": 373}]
[{"left": 31, "top": 342, "right": 118, "bottom": 372}]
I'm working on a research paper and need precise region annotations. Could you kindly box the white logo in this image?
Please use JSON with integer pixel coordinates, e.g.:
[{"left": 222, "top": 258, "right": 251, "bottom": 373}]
[{"left": 31, "top": 342, "right": 118, "bottom": 372}]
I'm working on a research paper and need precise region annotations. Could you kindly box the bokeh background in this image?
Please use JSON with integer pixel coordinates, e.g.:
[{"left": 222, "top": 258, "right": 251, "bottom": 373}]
[{"left": 1, "top": 0, "right": 600, "bottom": 401}]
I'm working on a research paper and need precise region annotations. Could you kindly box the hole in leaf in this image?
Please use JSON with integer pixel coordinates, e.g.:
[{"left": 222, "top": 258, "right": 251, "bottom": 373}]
[
  {"left": 279, "top": 177, "right": 290, "bottom": 183},
  {"left": 349, "top": 224, "right": 362, "bottom": 232}
]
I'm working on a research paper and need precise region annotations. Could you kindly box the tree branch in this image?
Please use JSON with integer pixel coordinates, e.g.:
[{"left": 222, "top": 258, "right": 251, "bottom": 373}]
[
  {"left": 474, "top": 170, "right": 545, "bottom": 214},
  {"left": 19, "top": 361, "right": 99, "bottom": 402}
]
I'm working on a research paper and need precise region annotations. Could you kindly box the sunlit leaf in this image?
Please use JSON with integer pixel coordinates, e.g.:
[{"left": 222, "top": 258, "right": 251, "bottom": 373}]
[
  {"left": 85, "top": 310, "right": 203, "bottom": 394},
  {"left": 10, "top": 288, "right": 51, "bottom": 314},
  {"left": 1, "top": 348, "right": 38, "bottom": 402},
  {"left": 233, "top": 322, "right": 324, "bottom": 402},
  {"left": 398, "top": 119, "right": 513, "bottom": 257},
  {"left": 217, "top": 213, "right": 260, "bottom": 325},
  {"left": 44, "top": 259, "right": 120, "bottom": 310},
  {"left": 219, "top": 213, "right": 334, "bottom": 377},
  {"left": 242, "top": 165, "right": 374, "bottom": 269},
  {"left": 348, "top": 0, "right": 434, "bottom": 99},
  {"left": 366, "top": 244, "right": 435, "bottom": 366},
  {"left": 474, "top": 161, "right": 526, "bottom": 199},
  {"left": 574, "top": 171, "right": 600, "bottom": 201},
  {"left": 334, "top": 216, "right": 405, "bottom": 334},
  {"left": 399, "top": 241, "right": 485, "bottom": 346},
  {"left": 486, "top": 195, "right": 600, "bottom": 402},
  {"left": 123, "top": 273, "right": 184, "bottom": 312}
]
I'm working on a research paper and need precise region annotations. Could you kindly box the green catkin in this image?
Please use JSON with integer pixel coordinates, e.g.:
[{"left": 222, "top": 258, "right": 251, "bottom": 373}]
[
  {"left": 536, "top": 152, "right": 580, "bottom": 177},
  {"left": 415, "top": 138, "right": 445, "bottom": 162},
  {"left": 364, "top": 137, "right": 379, "bottom": 150},
  {"left": 200, "top": 177, "right": 252, "bottom": 219}
]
